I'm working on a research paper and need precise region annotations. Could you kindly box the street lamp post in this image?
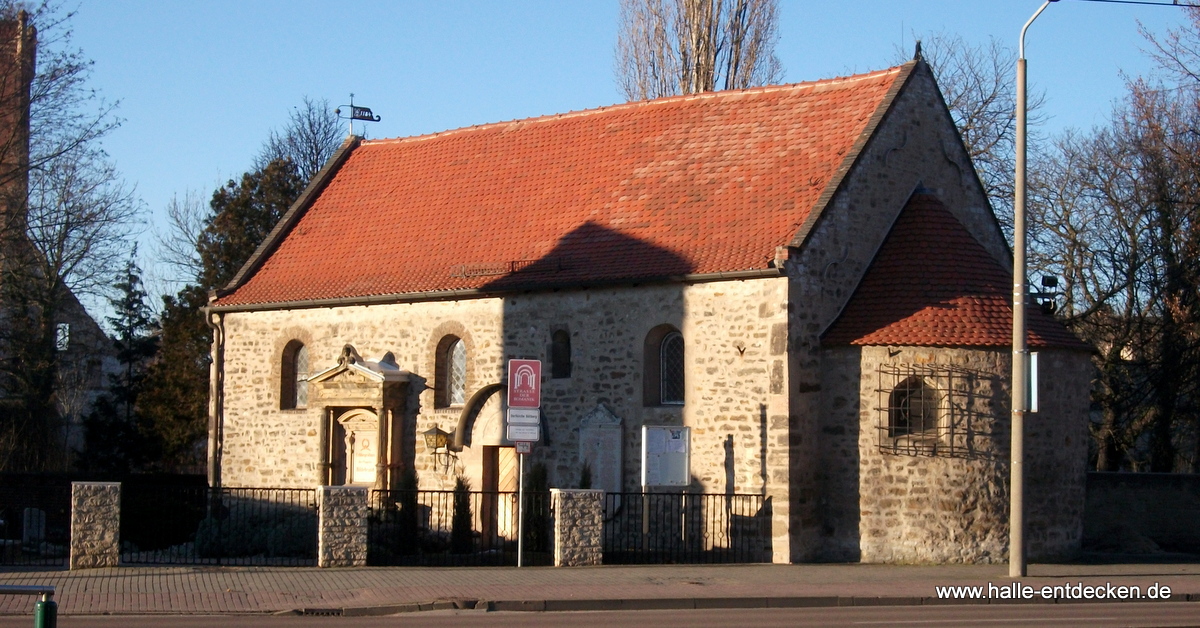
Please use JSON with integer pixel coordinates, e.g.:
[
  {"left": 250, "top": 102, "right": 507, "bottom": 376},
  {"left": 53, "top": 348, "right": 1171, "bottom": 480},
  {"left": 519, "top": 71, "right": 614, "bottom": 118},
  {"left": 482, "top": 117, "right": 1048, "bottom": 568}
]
[{"left": 1012, "top": 0, "right": 1056, "bottom": 579}]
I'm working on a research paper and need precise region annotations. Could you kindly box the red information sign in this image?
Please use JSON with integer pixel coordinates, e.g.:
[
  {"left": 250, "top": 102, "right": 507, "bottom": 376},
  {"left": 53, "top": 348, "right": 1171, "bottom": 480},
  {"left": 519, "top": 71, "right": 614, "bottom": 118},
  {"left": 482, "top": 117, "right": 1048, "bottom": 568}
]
[{"left": 507, "top": 359, "right": 542, "bottom": 408}]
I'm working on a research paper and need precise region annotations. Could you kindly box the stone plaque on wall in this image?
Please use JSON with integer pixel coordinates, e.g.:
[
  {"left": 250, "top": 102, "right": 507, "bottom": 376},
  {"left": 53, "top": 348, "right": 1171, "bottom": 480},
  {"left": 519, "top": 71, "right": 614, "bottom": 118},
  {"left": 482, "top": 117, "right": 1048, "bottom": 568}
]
[{"left": 579, "top": 403, "right": 622, "bottom": 493}]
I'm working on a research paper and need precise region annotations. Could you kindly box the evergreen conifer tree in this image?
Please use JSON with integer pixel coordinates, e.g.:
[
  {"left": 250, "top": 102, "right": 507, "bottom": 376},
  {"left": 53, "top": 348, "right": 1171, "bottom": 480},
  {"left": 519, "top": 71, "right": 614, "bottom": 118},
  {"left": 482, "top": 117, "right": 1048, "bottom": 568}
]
[{"left": 77, "top": 250, "right": 158, "bottom": 475}]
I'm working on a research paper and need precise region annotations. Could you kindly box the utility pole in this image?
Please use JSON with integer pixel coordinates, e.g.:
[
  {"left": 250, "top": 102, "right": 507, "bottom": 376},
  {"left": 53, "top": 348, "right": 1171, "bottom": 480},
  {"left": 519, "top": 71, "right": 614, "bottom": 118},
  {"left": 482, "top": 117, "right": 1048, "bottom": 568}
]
[{"left": 1012, "top": 0, "right": 1056, "bottom": 580}]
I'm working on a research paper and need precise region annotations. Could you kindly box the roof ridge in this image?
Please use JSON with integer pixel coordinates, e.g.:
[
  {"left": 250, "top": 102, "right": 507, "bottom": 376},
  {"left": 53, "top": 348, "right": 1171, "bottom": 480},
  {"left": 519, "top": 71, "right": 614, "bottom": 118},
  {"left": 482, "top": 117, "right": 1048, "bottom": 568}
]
[{"left": 362, "top": 65, "right": 907, "bottom": 148}]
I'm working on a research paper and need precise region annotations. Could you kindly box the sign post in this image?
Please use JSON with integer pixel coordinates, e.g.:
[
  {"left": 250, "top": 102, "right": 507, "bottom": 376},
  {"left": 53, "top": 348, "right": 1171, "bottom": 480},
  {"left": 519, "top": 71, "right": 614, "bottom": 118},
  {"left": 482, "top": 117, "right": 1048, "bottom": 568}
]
[{"left": 507, "top": 359, "right": 541, "bottom": 567}]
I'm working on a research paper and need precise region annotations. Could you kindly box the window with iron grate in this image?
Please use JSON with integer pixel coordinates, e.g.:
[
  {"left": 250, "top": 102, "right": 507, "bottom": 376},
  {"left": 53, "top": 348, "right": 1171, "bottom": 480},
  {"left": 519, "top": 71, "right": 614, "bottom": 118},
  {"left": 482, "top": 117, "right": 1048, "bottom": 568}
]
[
  {"left": 889, "top": 376, "right": 938, "bottom": 438},
  {"left": 874, "top": 363, "right": 996, "bottom": 458}
]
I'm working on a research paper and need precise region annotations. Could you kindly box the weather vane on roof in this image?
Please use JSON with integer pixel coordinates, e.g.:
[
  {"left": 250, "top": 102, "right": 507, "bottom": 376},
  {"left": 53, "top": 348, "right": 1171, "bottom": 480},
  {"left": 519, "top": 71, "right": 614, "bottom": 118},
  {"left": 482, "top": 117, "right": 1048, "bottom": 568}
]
[{"left": 335, "top": 93, "right": 381, "bottom": 137}]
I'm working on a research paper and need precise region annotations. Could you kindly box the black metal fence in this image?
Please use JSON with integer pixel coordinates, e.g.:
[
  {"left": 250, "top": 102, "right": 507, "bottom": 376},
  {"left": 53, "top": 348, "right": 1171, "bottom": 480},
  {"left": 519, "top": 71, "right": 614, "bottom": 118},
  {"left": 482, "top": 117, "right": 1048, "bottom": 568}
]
[
  {"left": 603, "top": 492, "right": 770, "bottom": 564},
  {"left": 368, "top": 489, "right": 553, "bottom": 566},
  {"left": 0, "top": 482, "right": 70, "bottom": 567},
  {"left": 120, "top": 486, "right": 317, "bottom": 566}
]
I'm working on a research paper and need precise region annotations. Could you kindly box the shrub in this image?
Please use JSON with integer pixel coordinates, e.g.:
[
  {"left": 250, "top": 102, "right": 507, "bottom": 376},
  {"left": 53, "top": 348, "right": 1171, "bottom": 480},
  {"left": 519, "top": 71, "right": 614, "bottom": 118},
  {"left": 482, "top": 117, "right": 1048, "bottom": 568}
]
[{"left": 450, "top": 476, "right": 473, "bottom": 554}]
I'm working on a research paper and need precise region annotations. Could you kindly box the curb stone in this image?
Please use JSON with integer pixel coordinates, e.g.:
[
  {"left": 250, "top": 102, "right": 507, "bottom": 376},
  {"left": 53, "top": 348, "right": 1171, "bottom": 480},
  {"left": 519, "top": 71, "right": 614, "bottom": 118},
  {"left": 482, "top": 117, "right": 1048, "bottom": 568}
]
[{"left": 330, "top": 593, "right": 1200, "bottom": 615}]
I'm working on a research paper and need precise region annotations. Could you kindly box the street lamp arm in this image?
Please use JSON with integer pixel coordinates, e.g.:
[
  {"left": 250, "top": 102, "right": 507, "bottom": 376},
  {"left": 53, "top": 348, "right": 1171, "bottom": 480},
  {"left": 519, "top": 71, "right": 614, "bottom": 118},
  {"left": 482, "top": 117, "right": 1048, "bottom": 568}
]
[{"left": 1021, "top": 1, "right": 1057, "bottom": 59}]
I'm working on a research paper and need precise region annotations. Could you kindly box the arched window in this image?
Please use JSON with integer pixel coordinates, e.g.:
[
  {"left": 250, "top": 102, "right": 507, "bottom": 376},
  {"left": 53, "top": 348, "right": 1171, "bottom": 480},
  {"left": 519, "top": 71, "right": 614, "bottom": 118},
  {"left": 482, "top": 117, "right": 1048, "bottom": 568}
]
[
  {"left": 643, "top": 325, "right": 684, "bottom": 406},
  {"left": 889, "top": 376, "right": 939, "bottom": 438},
  {"left": 435, "top": 335, "right": 467, "bottom": 408},
  {"left": 550, "top": 329, "right": 572, "bottom": 379},
  {"left": 281, "top": 340, "right": 309, "bottom": 410}
]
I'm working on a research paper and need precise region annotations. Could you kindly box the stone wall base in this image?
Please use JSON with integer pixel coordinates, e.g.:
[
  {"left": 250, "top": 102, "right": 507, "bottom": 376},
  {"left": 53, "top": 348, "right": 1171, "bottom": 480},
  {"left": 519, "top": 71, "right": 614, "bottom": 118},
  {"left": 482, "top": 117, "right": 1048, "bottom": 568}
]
[
  {"left": 70, "top": 482, "right": 120, "bottom": 570},
  {"left": 552, "top": 489, "right": 604, "bottom": 567},
  {"left": 318, "top": 486, "right": 369, "bottom": 567}
]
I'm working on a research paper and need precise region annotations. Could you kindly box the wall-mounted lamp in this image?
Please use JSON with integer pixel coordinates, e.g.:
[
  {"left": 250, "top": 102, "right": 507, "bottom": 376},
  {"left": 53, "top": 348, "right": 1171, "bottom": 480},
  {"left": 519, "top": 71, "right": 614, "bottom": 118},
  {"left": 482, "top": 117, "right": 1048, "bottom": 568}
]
[{"left": 422, "top": 426, "right": 455, "bottom": 473}]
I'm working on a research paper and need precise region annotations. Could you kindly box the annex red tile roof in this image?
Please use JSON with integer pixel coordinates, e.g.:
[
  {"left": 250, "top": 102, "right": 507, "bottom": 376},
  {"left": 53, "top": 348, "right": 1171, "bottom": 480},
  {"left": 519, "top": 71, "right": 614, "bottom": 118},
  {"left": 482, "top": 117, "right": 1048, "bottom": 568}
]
[
  {"left": 822, "top": 194, "right": 1089, "bottom": 350},
  {"left": 217, "top": 65, "right": 909, "bottom": 306}
]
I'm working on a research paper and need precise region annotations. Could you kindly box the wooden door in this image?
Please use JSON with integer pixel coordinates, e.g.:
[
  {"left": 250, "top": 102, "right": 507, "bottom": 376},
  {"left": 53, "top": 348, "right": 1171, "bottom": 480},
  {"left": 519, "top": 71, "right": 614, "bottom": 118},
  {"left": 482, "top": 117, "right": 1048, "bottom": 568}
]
[{"left": 481, "top": 446, "right": 519, "bottom": 548}]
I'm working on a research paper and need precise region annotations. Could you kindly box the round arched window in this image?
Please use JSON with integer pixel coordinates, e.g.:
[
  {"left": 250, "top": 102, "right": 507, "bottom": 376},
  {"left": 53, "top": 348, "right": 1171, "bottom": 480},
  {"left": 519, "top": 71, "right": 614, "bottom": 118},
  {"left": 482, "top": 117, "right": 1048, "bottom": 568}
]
[{"left": 889, "top": 376, "right": 938, "bottom": 438}]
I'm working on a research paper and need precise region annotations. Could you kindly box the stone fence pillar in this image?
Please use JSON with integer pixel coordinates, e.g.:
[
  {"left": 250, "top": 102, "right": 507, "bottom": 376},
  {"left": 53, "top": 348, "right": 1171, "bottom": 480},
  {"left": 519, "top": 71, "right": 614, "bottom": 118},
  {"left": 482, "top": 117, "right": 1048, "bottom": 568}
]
[
  {"left": 551, "top": 488, "right": 604, "bottom": 567},
  {"left": 317, "top": 486, "right": 369, "bottom": 567},
  {"left": 70, "top": 482, "right": 120, "bottom": 569}
]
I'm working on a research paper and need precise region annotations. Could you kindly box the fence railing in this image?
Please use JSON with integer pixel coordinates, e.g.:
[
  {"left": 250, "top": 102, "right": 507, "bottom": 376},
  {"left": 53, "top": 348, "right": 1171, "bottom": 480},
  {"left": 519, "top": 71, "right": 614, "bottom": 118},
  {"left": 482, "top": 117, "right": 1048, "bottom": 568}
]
[
  {"left": 368, "top": 489, "right": 552, "bottom": 566},
  {"left": 602, "top": 492, "right": 770, "bottom": 564},
  {"left": 120, "top": 486, "right": 317, "bottom": 566},
  {"left": 0, "top": 483, "right": 70, "bottom": 567}
]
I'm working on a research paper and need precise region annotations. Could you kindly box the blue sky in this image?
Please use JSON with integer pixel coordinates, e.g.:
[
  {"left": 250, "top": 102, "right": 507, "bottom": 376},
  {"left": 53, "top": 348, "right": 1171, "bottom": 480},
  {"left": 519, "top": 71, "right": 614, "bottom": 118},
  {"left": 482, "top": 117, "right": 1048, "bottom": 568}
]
[{"left": 67, "top": 0, "right": 1190, "bottom": 299}]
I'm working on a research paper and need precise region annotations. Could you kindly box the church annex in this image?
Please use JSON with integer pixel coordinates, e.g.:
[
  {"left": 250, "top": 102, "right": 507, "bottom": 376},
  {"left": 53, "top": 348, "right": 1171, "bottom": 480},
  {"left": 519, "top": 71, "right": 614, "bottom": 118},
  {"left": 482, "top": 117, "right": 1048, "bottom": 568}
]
[{"left": 205, "top": 57, "right": 1092, "bottom": 564}]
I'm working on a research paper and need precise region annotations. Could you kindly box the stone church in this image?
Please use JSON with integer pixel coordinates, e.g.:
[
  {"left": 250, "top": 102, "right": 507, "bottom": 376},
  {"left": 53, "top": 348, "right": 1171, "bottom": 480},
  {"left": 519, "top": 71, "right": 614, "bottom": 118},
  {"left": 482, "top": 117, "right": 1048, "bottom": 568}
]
[{"left": 205, "top": 56, "right": 1092, "bottom": 563}]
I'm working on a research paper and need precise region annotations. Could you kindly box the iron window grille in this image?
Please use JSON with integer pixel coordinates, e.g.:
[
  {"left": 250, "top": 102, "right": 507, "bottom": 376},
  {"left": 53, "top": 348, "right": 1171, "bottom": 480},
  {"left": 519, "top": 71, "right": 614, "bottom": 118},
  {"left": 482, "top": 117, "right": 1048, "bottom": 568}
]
[{"left": 875, "top": 363, "right": 996, "bottom": 459}]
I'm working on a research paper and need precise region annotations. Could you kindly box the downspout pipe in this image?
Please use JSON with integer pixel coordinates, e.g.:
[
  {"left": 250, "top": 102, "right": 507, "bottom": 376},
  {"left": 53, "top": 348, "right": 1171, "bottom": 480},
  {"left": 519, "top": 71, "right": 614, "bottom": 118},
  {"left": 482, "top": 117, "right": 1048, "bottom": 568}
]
[
  {"left": 204, "top": 298, "right": 226, "bottom": 489},
  {"left": 1011, "top": 0, "right": 1055, "bottom": 580}
]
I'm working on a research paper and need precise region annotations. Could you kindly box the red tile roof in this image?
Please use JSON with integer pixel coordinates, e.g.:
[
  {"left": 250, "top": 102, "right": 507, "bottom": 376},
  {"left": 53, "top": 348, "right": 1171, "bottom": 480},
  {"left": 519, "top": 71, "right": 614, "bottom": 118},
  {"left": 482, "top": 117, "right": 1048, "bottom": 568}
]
[
  {"left": 822, "top": 193, "right": 1089, "bottom": 350},
  {"left": 216, "top": 64, "right": 910, "bottom": 306}
]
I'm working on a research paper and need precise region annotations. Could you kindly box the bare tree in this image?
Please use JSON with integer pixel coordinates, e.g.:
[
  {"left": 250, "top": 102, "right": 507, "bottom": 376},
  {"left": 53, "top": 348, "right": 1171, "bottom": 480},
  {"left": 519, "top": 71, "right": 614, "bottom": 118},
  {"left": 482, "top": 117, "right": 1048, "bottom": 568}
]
[
  {"left": 152, "top": 190, "right": 206, "bottom": 285},
  {"left": 0, "top": 3, "right": 137, "bottom": 471},
  {"left": 615, "top": 0, "right": 783, "bottom": 101},
  {"left": 0, "top": 145, "right": 138, "bottom": 471},
  {"left": 1028, "top": 78, "right": 1200, "bottom": 473},
  {"left": 1140, "top": 5, "right": 1200, "bottom": 89},
  {"left": 257, "top": 96, "right": 342, "bottom": 184}
]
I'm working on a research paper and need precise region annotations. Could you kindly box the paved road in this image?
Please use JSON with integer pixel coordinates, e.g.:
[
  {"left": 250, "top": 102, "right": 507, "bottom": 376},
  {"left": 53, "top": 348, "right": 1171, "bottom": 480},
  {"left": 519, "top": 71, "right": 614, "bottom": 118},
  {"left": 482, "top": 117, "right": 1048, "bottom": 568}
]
[{"left": 1, "top": 603, "right": 1199, "bottom": 628}]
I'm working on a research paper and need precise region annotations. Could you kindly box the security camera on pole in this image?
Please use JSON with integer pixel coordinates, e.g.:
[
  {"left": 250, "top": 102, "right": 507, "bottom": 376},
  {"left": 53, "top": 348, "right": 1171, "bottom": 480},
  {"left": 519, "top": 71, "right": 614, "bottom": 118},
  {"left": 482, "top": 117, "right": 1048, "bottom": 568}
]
[{"left": 507, "top": 359, "right": 542, "bottom": 567}]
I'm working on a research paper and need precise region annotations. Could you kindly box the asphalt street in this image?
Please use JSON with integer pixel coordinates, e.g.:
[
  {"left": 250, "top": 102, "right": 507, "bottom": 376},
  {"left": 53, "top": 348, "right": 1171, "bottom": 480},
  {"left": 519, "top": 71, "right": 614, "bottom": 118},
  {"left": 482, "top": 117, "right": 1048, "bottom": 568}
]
[{"left": 1, "top": 603, "right": 1199, "bottom": 628}]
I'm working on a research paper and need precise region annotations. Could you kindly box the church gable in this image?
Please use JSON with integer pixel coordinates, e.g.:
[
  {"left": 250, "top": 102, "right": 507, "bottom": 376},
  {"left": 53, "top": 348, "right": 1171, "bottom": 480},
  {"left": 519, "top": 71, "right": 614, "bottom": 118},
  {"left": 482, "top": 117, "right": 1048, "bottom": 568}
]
[{"left": 821, "top": 192, "right": 1087, "bottom": 349}]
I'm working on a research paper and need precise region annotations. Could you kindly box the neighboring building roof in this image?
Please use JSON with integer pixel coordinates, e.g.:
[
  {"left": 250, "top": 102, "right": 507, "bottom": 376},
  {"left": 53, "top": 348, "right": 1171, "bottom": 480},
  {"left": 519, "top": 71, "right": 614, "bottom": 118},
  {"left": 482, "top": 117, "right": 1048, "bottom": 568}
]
[
  {"left": 822, "top": 193, "right": 1089, "bottom": 350},
  {"left": 216, "top": 64, "right": 913, "bottom": 307}
]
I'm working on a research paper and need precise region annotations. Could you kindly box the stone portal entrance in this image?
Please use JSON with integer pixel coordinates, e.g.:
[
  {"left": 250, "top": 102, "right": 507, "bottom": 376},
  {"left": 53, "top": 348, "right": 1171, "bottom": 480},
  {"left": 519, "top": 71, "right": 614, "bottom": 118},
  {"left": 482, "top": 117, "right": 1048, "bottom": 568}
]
[{"left": 309, "top": 345, "right": 412, "bottom": 489}]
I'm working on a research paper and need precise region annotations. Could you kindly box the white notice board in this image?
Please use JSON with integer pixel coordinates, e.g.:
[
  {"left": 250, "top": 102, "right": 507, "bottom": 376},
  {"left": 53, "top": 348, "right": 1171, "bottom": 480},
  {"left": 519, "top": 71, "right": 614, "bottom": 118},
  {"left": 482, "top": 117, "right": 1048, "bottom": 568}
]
[{"left": 641, "top": 425, "right": 690, "bottom": 487}]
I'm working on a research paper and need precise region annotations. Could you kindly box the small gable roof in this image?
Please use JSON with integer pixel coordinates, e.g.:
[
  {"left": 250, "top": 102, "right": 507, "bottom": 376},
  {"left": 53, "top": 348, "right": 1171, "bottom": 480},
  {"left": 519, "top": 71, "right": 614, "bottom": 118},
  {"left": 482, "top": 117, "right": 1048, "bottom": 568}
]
[
  {"left": 309, "top": 344, "right": 409, "bottom": 383},
  {"left": 215, "top": 64, "right": 915, "bottom": 308},
  {"left": 822, "top": 193, "right": 1090, "bottom": 350}
]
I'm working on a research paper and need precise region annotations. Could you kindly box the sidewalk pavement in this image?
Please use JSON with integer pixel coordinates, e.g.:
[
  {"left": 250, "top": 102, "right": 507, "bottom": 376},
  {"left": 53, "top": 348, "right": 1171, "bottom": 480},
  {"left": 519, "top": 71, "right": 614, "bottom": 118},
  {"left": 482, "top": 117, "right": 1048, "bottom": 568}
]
[{"left": 2, "top": 561, "right": 1199, "bottom": 616}]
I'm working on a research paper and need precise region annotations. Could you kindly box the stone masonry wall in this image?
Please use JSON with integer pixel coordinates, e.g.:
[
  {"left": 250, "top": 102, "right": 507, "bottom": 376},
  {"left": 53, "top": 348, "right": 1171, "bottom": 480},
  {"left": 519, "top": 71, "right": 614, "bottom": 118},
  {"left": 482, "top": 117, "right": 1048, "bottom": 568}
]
[
  {"left": 317, "top": 485, "right": 368, "bottom": 567},
  {"left": 69, "top": 482, "right": 119, "bottom": 569},
  {"left": 784, "top": 64, "right": 1009, "bottom": 562},
  {"left": 218, "top": 278, "right": 790, "bottom": 556},
  {"left": 552, "top": 488, "right": 604, "bottom": 566},
  {"left": 1024, "top": 349, "right": 1091, "bottom": 560},
  {"left": 818, "top": 346, "right": 1089, "bottom": 563}
]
